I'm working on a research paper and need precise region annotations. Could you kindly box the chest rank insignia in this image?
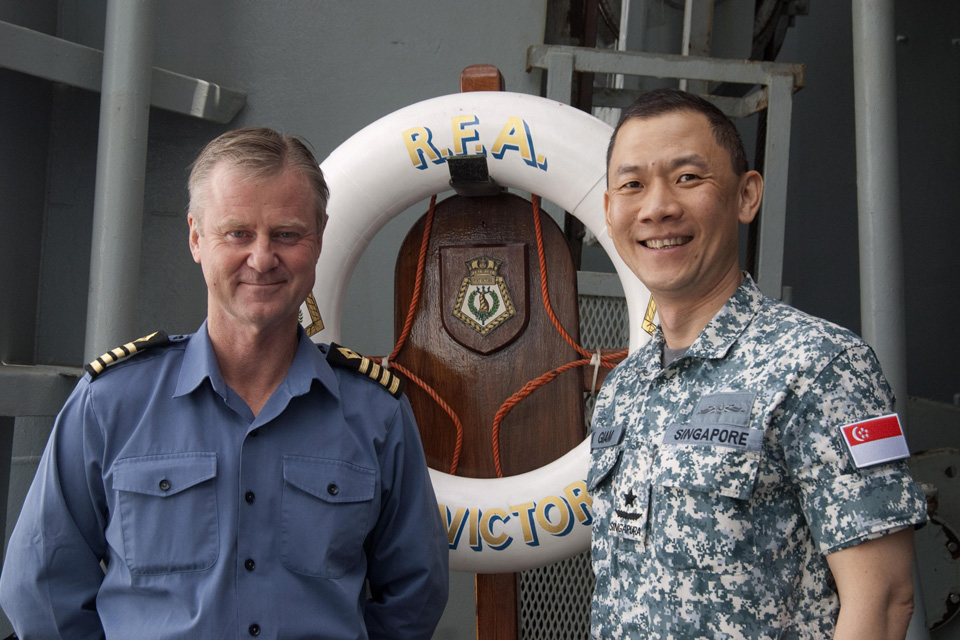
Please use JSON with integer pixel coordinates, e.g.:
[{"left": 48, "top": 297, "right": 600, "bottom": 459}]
[
  {"left": 326, "top": 343, "right": 403, "bottom": 398},
  {"left": 452, "top": 256, "right": 516, "bottom": 336},
  {"left": 84, "top": 331, "right": 171, "bottom": 380}
]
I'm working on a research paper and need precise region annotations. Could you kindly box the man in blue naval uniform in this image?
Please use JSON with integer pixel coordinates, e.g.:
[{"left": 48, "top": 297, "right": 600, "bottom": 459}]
[
  {"left": 589, "top": 89, "right": 927, "bottom": 639},
  {"left": 0, "top": 128, "right": 448, "bottom": 639}
]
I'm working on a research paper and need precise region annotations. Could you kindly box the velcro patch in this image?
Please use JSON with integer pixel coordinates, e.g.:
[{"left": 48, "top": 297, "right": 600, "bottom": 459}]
[
  {"left": 591, "top": 425, "right": 624, "bottom": 450},
  {"left": 661, "top": 423, "right": 763, "bottom": 452},
  {"left": 839, "top": 414, "right": 909, "bottom": 468},
  {"left": 691, "top": 392, "right": 756, "bottom": 427}
]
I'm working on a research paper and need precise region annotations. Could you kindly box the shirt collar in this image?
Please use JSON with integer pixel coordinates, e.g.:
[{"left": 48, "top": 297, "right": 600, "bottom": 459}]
[
  {"left": 287, "top": 328, "right": 340, "bottom": 400},
  {"left": 174, "top": 320, "right": 340, "bottom": 401},
  {"left": 685, "top": 273, "right": 764, "bottom": 361}
]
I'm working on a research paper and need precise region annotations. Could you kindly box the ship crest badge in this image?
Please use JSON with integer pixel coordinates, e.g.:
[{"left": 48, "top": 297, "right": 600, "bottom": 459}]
[{"left": 452, "top": 256, "right": 516, "bottom": 336}]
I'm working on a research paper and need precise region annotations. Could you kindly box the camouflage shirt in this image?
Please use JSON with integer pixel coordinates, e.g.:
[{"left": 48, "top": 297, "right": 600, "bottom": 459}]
[{"left": 588, "top": 275, "right": 927, "bottom": 639}]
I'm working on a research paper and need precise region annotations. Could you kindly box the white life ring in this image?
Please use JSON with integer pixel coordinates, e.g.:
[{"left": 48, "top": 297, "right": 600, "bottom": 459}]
[{"left": 306, "top": 91, "right": 651, "bottom": 573}]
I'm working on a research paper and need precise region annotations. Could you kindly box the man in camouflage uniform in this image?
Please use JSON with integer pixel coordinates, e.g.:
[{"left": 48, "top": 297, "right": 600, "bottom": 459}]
[{"left": 589, "top": 88, "right": 927, "bottom": 639}]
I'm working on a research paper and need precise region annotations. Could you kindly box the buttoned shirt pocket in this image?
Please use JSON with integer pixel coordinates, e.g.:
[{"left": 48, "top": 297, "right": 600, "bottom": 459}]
[
  {"left": 588, "top": 444, "right": 627, "bottom": 524},
  {"left": 651, "top": 446, "right": 761, "bottom": 574},
  {"left": 112, "top": 452, "right": 218, "bottom": 575},
  {"left": 588, "top": 445, "right": 623, "bottom": 492},
  {"left": 281, "top": 456, "right": 376, "bottom": 578}
]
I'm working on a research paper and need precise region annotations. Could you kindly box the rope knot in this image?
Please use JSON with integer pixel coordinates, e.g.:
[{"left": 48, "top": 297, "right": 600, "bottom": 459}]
[{"left": 590, "top": 349, "right": 602, "bottom": 395}]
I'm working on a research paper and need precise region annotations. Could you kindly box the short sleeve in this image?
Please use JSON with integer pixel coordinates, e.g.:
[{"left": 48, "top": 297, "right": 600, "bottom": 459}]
[{"left": 781, "top": 344, "right": 928, "bottom": 554}]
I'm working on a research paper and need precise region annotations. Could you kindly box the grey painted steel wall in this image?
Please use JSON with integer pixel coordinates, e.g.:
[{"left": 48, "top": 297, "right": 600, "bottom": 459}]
[
  {"left": 777, "top": 1, "right": 960, "bottom": 406},
  {"left": 1, "top": 0, "right": 959, "bottom": 637}
]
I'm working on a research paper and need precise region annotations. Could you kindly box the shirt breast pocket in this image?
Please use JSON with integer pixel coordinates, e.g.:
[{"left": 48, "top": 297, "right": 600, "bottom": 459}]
[
  {"left": 112, "top": 453, "right": 218, "bottom": 575},
  {"left": 651, "top": 446, "right": 760, "bottom": 574},
  {"left": 588, "top": 445, "right": 624, "bottom": 491},
  {"left": 280, "top": 456, "right": 377, "bottom": 579}
]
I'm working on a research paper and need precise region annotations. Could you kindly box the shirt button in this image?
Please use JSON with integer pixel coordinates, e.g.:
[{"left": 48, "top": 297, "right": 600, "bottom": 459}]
[
  {"left": 327, "top": 483, "right": 339, "bottom": 496},
  {"left": 158, "top": 479, "right": 171, "bottom": 492},
  {"left": 244, "top": 558, "right": 256, "bottom": 571},
  {"left": 245, "top": 491, "right": 255, "bottom": 504},
  {"left": 250, "top": 429, "right": 259, "bottom": 438},
  {"left": 248, "top": 623, "right": 260, "bottom": 636}
]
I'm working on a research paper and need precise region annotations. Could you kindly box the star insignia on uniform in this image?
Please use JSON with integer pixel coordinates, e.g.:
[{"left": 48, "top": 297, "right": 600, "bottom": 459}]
[{"left": 623, "top": 489, "right": 637, "bottom": 506}]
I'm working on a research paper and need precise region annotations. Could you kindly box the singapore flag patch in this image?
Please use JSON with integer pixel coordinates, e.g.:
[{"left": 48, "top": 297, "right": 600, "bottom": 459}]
[{"left": 839, "top": 414, "right": 910, "bottom": 468}]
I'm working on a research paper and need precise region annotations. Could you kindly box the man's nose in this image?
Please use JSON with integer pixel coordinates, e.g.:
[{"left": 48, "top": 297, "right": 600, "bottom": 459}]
[
  {"left": 638, "top": 181, "right": 681, "bottom": 223},
  {"left": 248, "top": 236, "right": 279, "bottom": 272}
]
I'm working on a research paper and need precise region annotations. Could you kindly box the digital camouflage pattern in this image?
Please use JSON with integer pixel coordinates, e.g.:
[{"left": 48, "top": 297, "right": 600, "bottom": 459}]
[{"left": 589, "top": 275, "right": 927, "bottom": 639}]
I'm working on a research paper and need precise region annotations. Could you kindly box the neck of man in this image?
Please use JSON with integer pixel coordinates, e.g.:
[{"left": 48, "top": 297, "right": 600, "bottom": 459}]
[
  {"left": 206, "top": 313, "right": 300, "bottom": 417},
  {"left": 653, "top": 267, "right": 745, "bottom": 350}
]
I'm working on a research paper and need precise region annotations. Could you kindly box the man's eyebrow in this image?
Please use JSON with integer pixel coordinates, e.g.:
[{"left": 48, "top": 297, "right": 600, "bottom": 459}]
[
  {"left": 612, "top": 164, "right": 642, "bottom": 178},
  {"left": 669, "top": 154, "right": 709, "bottom": 172},
  {"left": 611, "top": 154, "right": 710, "bottom": 178},
  {"left": 213, "top": 216, "right": 246, "bottom": 230},
  {"left": 214, "top": 217, "right": 311, "bottom": 231},
  {"left": 273, "top": 219, "right": 311, "bottom": 231}
]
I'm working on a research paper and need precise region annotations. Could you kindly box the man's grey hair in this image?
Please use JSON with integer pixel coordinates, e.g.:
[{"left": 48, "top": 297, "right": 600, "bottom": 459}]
[{"left": 189, "top": 127, "right": 329, "bottom": 232}]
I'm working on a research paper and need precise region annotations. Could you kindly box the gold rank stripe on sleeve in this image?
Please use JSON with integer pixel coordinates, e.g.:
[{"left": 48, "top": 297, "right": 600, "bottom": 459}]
[
  {"left": 326, "top": 342, "right": 404, "bottom": 398},
  {"left": 84, "top": 331, "right": 171, "bottom": 379}
]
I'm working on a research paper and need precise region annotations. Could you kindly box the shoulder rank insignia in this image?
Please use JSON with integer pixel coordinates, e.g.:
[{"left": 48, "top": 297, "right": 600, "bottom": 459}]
[
  {"left": 326, "top": 343, "right": 403, "bottom": 398},
  {"left": 85, "top": 331, "right": 171, "bottom": 380}
]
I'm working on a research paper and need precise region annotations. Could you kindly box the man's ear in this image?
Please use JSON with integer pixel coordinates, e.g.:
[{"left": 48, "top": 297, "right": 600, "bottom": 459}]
[
  {"left": 188, "top": 214, "right": 202, "bottom": 264},
  {"left": 603, "top": 189, "right": 613, "bottom": 230},
  {"left": 737, "top": 170, "right": 764, "bottom": 225},
  {"left": 317, "top": 217, "right": 326, "bottom": 258}
]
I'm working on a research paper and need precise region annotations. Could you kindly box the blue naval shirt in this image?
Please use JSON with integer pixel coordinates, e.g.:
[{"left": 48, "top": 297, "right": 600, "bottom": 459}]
[{"left": 0, "top": 322, "right": 449, "bottom": 639}]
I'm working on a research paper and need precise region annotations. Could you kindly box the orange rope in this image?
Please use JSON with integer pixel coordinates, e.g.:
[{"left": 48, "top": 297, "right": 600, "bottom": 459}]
[
  {"left": 491, "top": 358, "right": 591, "bottom": 477},
  {"left": 531, "top": 196, "right": 625, "bottom": 365},
  {"left": 388, "top": 360, "right": 463, "bottom": 474},
  {"left": 390, "top": 195, "right": 436, "bottom": 363},
  {"left": 385, "top": 192, "right": 627, "bottom": 479},
  {"left": 385, "top": 195, "right": 465, "bottom": 475},
  {"left": 490, "top": 195, "right": 628, "bottom": 477}
]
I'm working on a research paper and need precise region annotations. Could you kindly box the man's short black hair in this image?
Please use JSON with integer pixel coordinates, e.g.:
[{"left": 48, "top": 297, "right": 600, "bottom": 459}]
[{"left": 606, "top": 88, "right": 749, "bottom": 180}]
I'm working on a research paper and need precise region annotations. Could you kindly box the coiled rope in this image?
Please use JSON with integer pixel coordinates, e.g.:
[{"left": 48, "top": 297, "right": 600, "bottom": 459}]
[{"left": 385, "top": 194, "right": 627, "bottom": 478}]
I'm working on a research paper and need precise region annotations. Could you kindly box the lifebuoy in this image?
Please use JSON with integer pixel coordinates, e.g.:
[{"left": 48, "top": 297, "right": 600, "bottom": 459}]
[{"left": 306, "top": 91, "right": 651, "bottom": 573}]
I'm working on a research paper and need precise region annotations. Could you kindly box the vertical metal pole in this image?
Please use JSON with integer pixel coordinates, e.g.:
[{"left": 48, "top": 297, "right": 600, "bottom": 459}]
[
  {"left": 851, "top": 2, "right": 929, "bottom": 638},
  {"left": 84, "top": 0, "right": 157, "bottom": 363},
  {"left": 851, "top": 0, "right": 907, "bottom": 407},
  {"left": 545, "top": 50, "right": 575, "bottom": 105},
  {"left": 681, "top": 0, "right": 714, "bottom": 57},
  {"left": 0, "top": 417, "right": 13, "bottom": 543},
  {"left": 616, "top": 0, "right": 648, "bottom": 90},
  {"left": 754, "top": 75, "right": 793, "bottom": 300},
  {"left": 0, "top": 416, "right": 12, "bottom": 636},
  {"left": 680, "top": 0, "right": 713, "bottom": 93}
]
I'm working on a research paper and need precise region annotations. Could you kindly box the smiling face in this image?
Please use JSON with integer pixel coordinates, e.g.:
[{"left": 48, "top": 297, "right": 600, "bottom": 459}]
[
  {"left": 605, "top": 110, "right": 762, "bottom": 310},
  {"left": 189, "top": 162, "right": 322, "bottom": 337}
]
